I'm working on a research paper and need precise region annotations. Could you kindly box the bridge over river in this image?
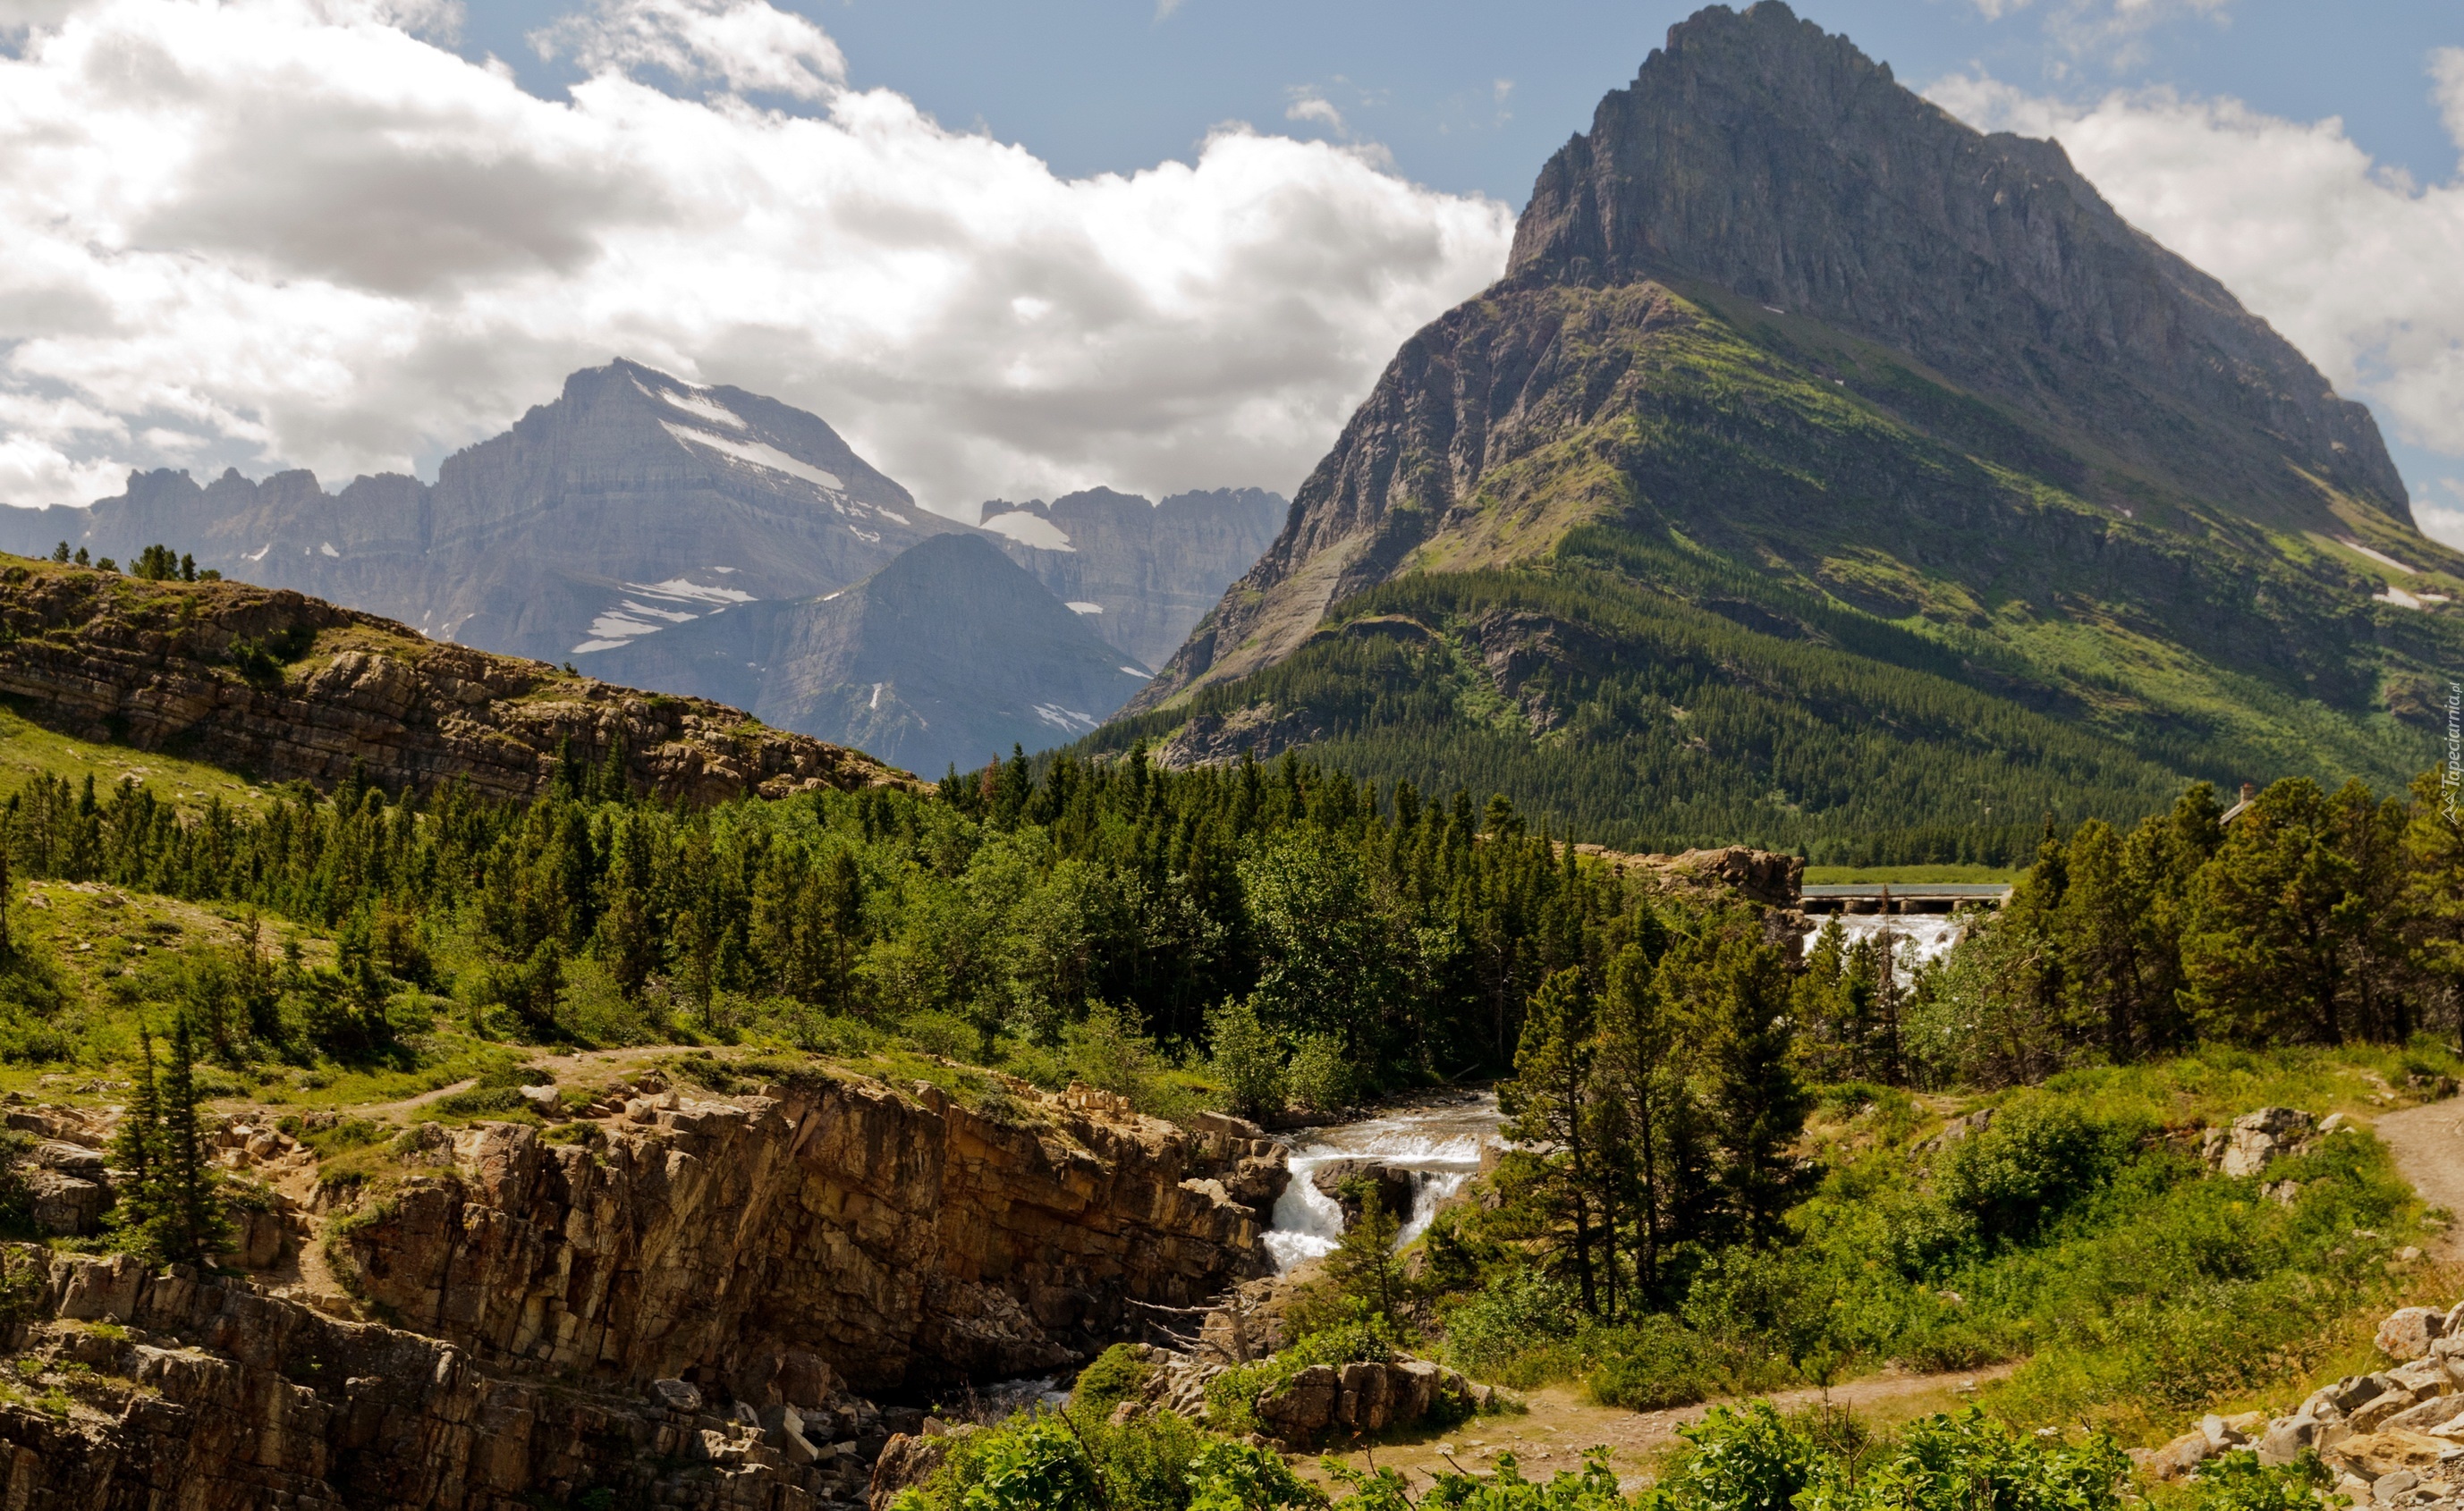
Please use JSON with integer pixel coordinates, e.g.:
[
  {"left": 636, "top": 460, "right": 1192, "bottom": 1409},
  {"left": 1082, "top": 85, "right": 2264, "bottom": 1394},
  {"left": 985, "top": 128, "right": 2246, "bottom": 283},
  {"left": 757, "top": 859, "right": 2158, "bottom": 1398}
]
[{"left": 1800, "top": 882, "right": 2011, "bottom": 916}]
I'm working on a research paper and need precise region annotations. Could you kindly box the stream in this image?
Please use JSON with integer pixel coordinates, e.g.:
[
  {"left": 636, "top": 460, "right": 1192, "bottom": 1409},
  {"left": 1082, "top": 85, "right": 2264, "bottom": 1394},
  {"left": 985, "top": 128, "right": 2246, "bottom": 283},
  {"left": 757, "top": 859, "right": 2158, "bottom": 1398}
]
[
  {"left": 1263, "top": 1091, "right": 1505, "bottom": 1272},
  {"left": 1826, "top": 911, "right": 1967, "bottom": 967}
]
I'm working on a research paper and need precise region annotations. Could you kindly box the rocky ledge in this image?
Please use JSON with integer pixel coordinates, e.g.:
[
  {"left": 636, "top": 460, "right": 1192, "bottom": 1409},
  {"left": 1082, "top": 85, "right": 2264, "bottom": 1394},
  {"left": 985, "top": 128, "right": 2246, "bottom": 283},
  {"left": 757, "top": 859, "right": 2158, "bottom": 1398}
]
[
  {"left": 2137, "top": 1296, "right": 2464, "bottom": 1507},
  {"left": 0, "top": 1069, "right": 1288, "bottom": 1508},
  {"left": 330, "top": 1075, "right": 1286, "bottom": 1394},
  {"left": 0, "top": 556, "right": 918, "bottom": 802}
]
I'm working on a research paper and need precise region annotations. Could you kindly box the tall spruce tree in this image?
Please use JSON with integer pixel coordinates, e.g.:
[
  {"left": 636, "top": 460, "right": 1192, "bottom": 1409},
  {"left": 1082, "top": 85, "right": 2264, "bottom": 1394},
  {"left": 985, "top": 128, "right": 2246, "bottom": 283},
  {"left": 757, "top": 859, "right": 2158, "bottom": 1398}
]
[{"left": 1499, "top": 967, "right": 1605, "bottom": 1314}]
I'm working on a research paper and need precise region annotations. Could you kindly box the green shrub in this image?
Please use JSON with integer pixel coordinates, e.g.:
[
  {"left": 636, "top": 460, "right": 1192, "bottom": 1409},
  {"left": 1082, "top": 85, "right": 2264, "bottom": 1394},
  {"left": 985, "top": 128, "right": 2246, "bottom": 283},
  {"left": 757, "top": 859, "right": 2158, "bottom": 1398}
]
[
  {"left": 1284, "top": 1034, "right": 1354, "bottom": 1112},
  {"left": 1442, "top": 1268, "right": 1580, "bottom": 1383},
  {"left": 1665, "top": 1402, "right": 1817, "bottom": 1511},
  {"left": 1584, "top": 1315, "right": 1732, "bottom": 1410},
  {"left": 1938, "top": 1097, "right": 2133, "bottom": 1245},
  {"left": 1185, "top": 1440, "right": 1325, "bottom": 1510},
  {"left": 1071, "top": 1343, "right": 1155, "bottom": 1419},
  {"left": 1207, "top": 1000, "right": 1284, "bottom": 1118}
]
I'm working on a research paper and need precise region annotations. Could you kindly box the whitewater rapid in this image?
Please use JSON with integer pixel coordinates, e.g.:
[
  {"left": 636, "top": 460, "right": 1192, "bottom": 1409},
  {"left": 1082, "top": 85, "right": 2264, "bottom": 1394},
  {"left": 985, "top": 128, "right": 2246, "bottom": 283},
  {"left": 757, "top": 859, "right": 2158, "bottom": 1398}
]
[
  {"left": 1824, "top": 911, "right": 1967, "bottom": 967},
  {"left": 1263, "top": 1092, "right": 1504, "bottom": 1272}
]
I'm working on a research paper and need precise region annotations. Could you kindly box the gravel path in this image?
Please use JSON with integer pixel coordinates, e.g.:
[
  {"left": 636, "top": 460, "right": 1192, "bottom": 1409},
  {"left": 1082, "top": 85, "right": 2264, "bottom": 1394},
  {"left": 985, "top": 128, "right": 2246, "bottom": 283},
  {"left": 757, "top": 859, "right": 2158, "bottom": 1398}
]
[
  {"left": 1300, "top": 1363, "right": 2020, "bottom": 1494},
  {"left": 2371, "top": 1099, "right": 2464, "bottom": 1264}
]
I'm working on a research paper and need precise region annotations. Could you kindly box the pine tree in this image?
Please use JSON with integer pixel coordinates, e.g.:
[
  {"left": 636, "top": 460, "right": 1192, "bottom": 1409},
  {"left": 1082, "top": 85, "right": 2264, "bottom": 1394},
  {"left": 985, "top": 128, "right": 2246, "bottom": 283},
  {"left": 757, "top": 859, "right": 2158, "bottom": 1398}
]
[
  {"left": 157, "top": 1012, "right": 228, "bottom": 1265},
  {"left": 1324, "top": 1176, "right": 1407, "bottom": 1325},
  {"left": 1692, "top": 927, "right": 1809, "bottom": 1244},
  {"left": 109, "top": 1023, "right": 165, "bottom": 1250},
  {"left": 1499, "top": 967, "right": 1605, "bottom": 1313}
]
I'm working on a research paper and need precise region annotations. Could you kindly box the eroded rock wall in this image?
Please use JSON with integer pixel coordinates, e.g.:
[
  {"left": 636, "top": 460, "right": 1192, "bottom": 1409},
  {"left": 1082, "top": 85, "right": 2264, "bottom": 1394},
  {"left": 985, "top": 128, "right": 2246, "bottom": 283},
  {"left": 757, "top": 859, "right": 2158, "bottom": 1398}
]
[
  {"left": 336, "top": 1076, "right": 1280, "bottom": 1395},
  {"left": 1, "top": 1251, "right": 866, "bottom": 1510}
]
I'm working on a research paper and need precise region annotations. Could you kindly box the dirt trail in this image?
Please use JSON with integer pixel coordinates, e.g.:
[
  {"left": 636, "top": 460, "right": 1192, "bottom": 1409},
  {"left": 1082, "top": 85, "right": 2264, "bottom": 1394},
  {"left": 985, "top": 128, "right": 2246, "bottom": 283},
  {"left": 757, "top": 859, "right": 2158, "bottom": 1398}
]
[
  {"left": 2371, "top": 1099, "right": 2464, "bottom": 1264},
  {"left": 1299, "top": 1362, "right": 2019, "bottom": 1493}
]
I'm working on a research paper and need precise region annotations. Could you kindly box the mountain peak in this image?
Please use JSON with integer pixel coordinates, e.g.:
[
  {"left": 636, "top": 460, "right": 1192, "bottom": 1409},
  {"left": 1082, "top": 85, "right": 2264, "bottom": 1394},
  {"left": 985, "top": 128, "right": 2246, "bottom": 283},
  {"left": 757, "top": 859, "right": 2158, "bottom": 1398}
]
[{"left": 1508, "top": 2, "right": 2407, "bottom": 523}]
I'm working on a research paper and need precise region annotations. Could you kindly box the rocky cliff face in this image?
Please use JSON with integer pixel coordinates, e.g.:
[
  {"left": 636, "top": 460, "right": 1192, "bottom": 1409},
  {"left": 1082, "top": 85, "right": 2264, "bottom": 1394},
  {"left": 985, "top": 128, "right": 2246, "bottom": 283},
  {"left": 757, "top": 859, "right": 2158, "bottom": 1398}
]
[
  {"left": 0, "top": 556, "right": 915, "bottom": 801},
  {"left": 583, "top": 534, "right": 1156, "bottom": 776},
  {"left": 1508, "top": 3, "right": 2407, "bottom": 525},
  {"left": 335, "top": 1076, "right": 1281, "bottom": 1394},
  {"left": 1131, "top": 3, "right": 2420, "bottom": 718},
  {"left": 981, "top": 488, "right": 1285, "bottom": 671},
  {"left": 0, "top": 1070, "right": 1287, "bottom": 1509},
  {"left": 0, "top": 360, "right": 975, "bottom": 667},
  {"left": 1105, "top": 4, "right": 2455, "bottom": 857}
]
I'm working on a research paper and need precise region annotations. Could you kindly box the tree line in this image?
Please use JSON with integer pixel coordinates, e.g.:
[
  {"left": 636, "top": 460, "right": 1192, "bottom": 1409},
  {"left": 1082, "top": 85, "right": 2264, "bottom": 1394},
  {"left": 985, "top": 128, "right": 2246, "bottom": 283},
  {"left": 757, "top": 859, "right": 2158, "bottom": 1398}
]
[{"left": 0, "top": 746, "right": 1676, "bottom": 1095}]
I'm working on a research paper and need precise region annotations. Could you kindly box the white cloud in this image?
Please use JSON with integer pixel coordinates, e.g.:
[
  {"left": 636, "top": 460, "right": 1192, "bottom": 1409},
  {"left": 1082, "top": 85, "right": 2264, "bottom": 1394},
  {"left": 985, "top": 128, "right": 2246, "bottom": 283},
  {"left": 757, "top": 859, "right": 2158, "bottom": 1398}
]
[
  {"left": 530, "top": 0, "right": 843, "bottom": 102},
  {"left": 1929, "top": 65, "right": 2464, "bottom": 544},
  {"left": 0, "top": 0, "right": 1512, "bottom": 515},
  {"left": 1284, "top": 93, "right": 1343, "bottom": 132}
]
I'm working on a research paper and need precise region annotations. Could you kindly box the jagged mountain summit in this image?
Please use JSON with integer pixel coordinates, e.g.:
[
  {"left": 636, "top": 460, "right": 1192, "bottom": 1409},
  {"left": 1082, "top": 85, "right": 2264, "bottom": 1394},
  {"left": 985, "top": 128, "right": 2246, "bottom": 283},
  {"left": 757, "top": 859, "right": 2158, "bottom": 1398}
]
[
  {"left": 0, "top": 359, "right": 969, "bottom": 666},
  {"left": 1103, "top": 2, "right": 2461, "bottom": 862},
  {"left": 978, "top": 486, "right": 1286, "bottom": 671},
  {"left": 584, "top": 533, "right": 1156, "bottom": 778}
]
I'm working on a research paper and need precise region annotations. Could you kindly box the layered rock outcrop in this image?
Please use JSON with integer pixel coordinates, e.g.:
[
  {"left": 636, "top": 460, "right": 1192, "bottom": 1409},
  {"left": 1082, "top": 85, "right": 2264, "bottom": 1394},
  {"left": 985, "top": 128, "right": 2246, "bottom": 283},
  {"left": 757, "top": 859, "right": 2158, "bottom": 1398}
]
[
  {"left": 333, "top": 1075, "right": 1282, "bottom": 1395},
  {"left": 0, "top": 559, "right": 918, "bottom": 801},
  {"left": 1, "top": 1250, "right": 880, "bottom": 1510},
  {"left": 0, "top": 1070, "right": 1287, "bottom": 1508}
]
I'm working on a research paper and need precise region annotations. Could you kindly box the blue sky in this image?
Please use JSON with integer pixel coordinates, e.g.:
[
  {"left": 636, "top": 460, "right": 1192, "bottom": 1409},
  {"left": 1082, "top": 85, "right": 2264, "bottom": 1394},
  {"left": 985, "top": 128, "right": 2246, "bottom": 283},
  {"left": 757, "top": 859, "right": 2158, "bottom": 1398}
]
[{"left": 449, "top": 0, "right": 2464, "bottom": 201}]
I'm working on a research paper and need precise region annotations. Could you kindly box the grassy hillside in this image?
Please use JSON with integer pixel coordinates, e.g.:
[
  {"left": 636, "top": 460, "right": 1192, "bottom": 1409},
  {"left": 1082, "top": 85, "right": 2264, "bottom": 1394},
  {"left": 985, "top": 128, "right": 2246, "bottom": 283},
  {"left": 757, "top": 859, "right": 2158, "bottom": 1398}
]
[{"left": 1088, "top": 282, "right": 2459, "bottom": 864}]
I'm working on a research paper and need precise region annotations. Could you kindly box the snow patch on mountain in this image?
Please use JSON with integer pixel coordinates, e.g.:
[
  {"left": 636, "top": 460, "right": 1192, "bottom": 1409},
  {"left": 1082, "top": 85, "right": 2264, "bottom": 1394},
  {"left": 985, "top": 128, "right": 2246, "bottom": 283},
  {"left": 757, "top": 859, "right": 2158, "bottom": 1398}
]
[
  {"left": 640, "top": 380, "right": 749, "bottom": 433},
  {"left": 661, "top": 422, "right": 845, "bottom": 494}
]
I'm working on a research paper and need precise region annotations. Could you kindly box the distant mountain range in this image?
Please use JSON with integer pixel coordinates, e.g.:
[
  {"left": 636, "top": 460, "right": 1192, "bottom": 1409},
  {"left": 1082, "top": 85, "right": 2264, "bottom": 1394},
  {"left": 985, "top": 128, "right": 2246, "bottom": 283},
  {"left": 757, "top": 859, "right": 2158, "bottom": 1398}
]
[
  {"left": 1096, "top": 1, "right": 2464, "bottom": 863},
  {"left": 981, "top": 488, "right": 1283, "bottom": 671},
  {"left": 586, "top": 533, "right": 1155, "bottom": 778},
  {"left": 0, "top": 361, "right": 1283, "bottom": 775}
]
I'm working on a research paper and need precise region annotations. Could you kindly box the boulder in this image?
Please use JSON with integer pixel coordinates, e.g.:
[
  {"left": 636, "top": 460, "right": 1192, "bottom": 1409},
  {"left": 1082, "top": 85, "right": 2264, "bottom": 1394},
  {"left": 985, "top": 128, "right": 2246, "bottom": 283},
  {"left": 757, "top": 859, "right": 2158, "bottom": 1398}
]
[
  {"left": 2380, "top": 1309, "right": 2448, "bottom": 1362},
  {"left": 2134, "top": 1430, "right": 2213, "bottom": 1481},
  {"left": 1309, "top": 1161, "right": 1417, "bottom": 1229},
  {"left": 2352, "top": 1389, "right": 2425, "bottom": 1433},
  {"left": 217, "top": 1206, "right": 286, "bottom": 1270},
  {"left": 870, "top": 1430, "right": 969, "bottom": 1511},
  {"left": 28, "top": 1168, "right": 108, "bottom": 1237},
  {"left": 2329, "top": 1431, "right": 2464, "bottom": 1479},
  {"left": 1257, "top": 1363, "right": 1341, "bottom": 1438},
  {"left": 2214, "top": 1108, "right": 2315, "bottom": 1178},
  {"left": 2382, "top": 1397, "right": 2464, "bottom": 1436},
  {"left": 1251, "top": 1357, "right": 1476, "bottom": 1448},
  {"left": 2257, "top": 1414, "right": 2320, "bottom": 1467}
]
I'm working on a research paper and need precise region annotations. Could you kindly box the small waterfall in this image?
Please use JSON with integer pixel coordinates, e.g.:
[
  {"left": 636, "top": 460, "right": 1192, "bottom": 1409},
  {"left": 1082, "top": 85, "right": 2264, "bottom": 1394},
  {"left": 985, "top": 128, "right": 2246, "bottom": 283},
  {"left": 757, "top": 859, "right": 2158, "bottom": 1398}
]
[
  {"left": 1827, "top": 911, "right": 1967, "bottom": 967},
  {"left": 1263, "top": 1093, "right": 1503, "bottom": 1272}
]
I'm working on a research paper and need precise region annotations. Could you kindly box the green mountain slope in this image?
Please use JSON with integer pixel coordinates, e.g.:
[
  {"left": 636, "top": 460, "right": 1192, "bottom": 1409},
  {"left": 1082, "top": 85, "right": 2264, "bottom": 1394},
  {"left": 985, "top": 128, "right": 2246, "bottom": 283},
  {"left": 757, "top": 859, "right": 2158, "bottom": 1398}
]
[{"left": 1089, "top": 5, "right": 2460, "bottom": 862}]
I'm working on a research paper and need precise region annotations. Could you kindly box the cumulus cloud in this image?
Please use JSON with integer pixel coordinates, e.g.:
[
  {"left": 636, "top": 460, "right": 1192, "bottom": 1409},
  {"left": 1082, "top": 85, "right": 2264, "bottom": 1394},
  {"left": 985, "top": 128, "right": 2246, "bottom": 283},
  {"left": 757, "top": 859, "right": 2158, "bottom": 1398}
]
[
  {"left": 0, "top": 0, "right": 1512, "bottom": 515},
  {"left": 1930, "top": 65, "right": 2464, "bottom": 549}
]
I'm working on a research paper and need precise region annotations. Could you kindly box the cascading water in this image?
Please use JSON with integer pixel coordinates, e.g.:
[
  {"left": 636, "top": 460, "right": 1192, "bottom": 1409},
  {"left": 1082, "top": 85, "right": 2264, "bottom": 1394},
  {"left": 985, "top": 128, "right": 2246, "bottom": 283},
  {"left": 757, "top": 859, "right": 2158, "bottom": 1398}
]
[
  {"left": 1263, "top": 1092, "right": 1503, "bottom": 1271},
  {"left": 1823, "top": 911, "right": 1968, "bottom": 967}
]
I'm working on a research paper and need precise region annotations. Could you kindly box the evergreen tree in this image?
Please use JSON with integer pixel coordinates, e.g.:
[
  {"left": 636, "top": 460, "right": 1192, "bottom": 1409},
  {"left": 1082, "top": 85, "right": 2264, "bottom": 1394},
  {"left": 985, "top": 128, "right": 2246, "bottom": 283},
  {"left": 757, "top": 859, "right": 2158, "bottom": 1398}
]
[
  {"left": 2184, "top": 779, "right": 2357, "bottom": 1043},
  {"left": 157, "top": 1012, "right": 228, "bottom": 1265},
  {"left": 1594, "top": 941, "right": 1706, "bottom": 1306},
  {"left": 108, "top": 1022, "right": 164, "bottom": 1249},
  {"left": 2404, "top": 768, "right": 2464, "bottom": 1042},
  {"left": 1689, "top": 927, "right": 1808, "bottom": 1244},
  {"left": 1499, "top": 967, "right": 1605, "bottom": 1314},
  {"left": 1323, "top": 1176, "right": 1407, "bottom": 1325}
]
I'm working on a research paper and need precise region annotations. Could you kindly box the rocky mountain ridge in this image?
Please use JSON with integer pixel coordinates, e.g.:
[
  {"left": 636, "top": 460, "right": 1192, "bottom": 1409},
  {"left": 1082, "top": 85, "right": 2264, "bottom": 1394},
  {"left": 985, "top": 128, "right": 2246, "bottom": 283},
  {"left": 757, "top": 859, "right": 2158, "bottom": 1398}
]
[
  {"left": 582, "top": 534, "right": 1156, "bottom": 777},
  {"left": 0, "top": 554, "right": 916, "bottom": 801},
  {"left": 0, "top": 361, "right": 970, "bottom": 670},
  {"left": 1104, "top": 1, "right": 2460, "bottom": 858},
  {"left": 980, "top": 487, "right": 1285, "bottom": 671}
]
